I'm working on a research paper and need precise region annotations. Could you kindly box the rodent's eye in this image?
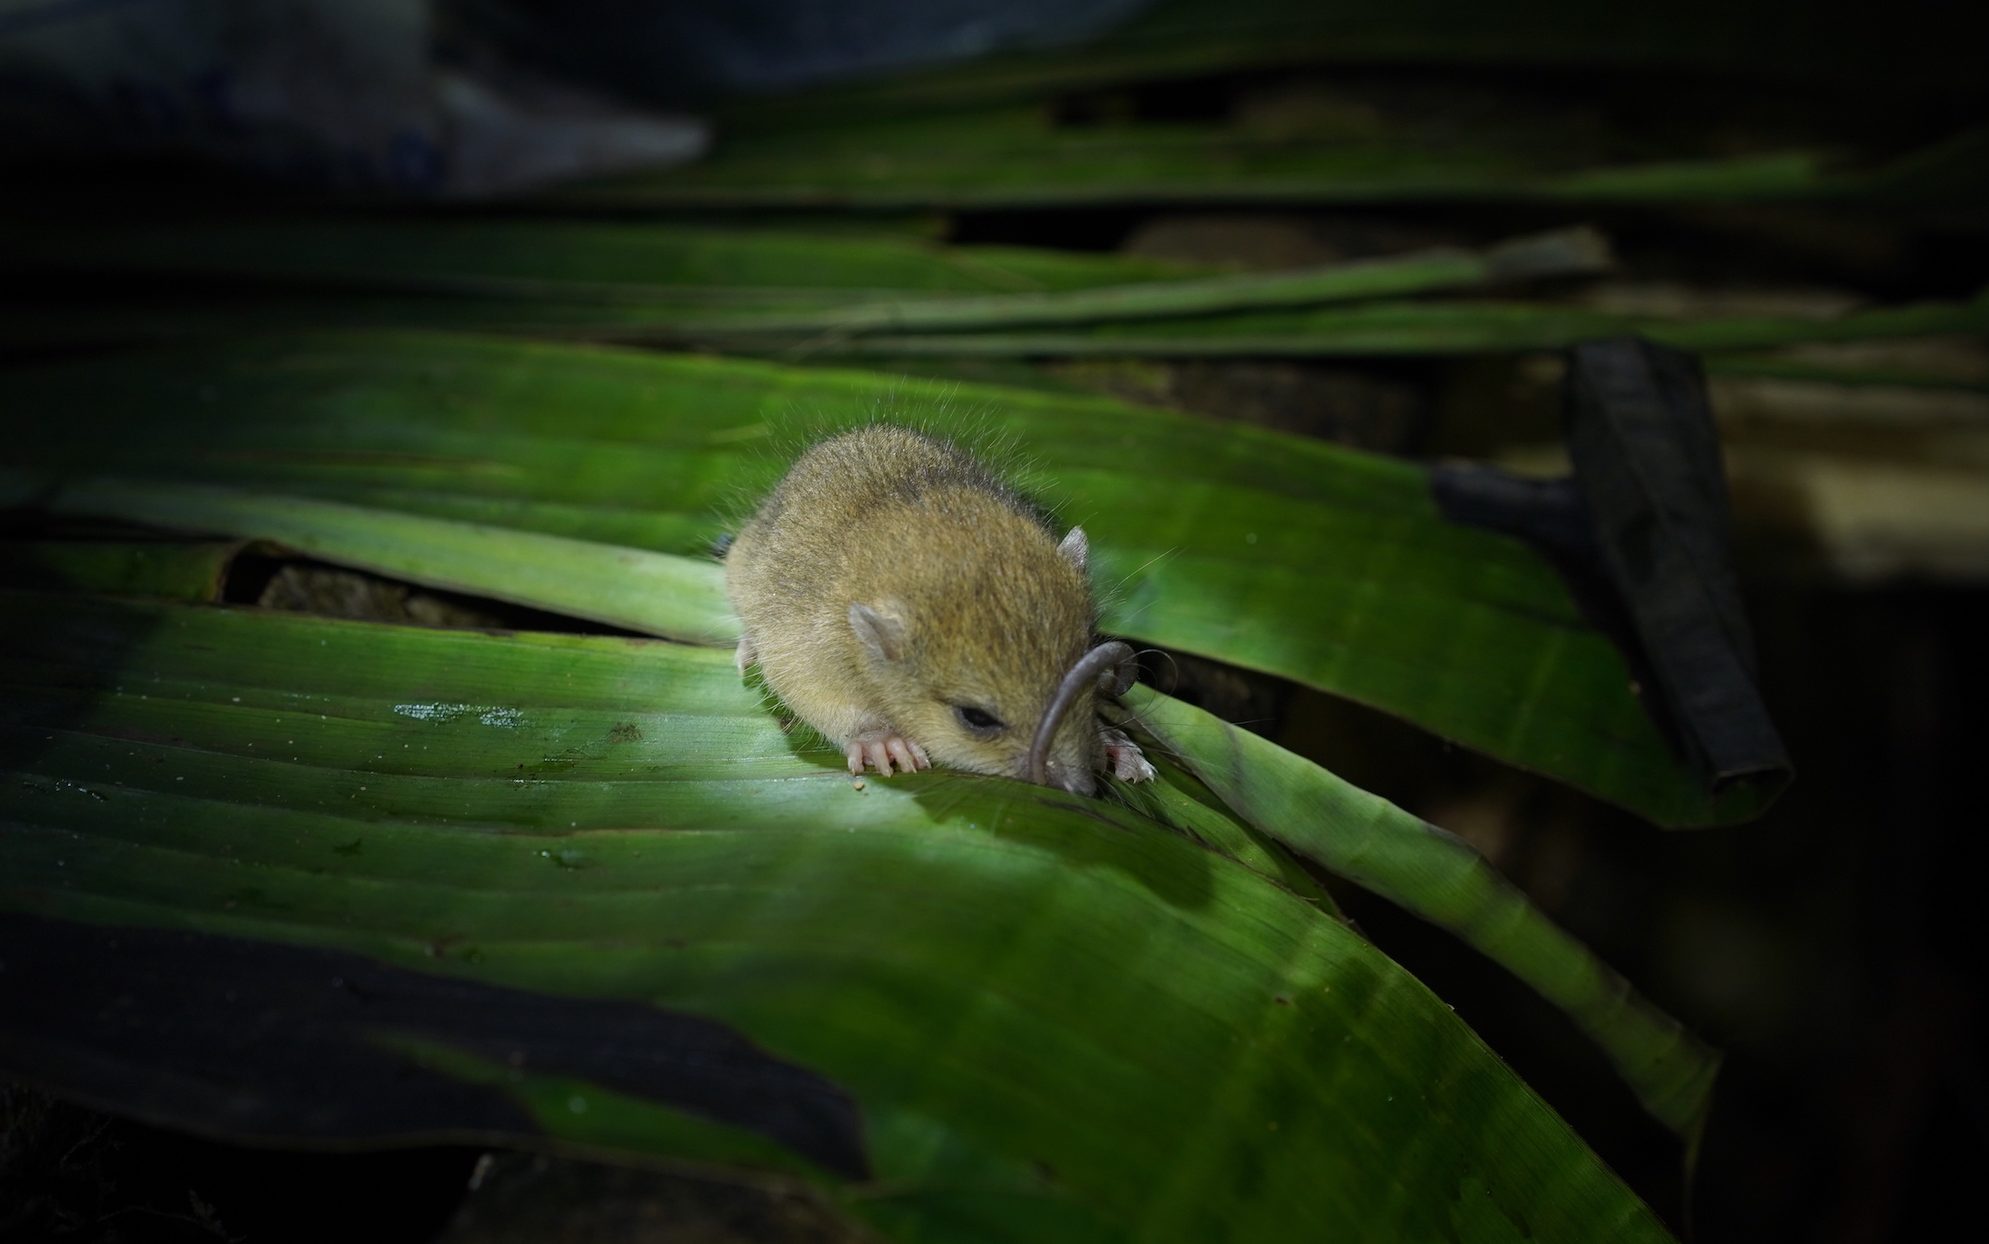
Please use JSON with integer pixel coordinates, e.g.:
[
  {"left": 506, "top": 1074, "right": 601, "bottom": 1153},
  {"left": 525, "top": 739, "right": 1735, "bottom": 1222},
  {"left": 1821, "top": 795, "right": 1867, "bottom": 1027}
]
[{"left": 953, "top": 704, "right": 1006, "bottom": 734}]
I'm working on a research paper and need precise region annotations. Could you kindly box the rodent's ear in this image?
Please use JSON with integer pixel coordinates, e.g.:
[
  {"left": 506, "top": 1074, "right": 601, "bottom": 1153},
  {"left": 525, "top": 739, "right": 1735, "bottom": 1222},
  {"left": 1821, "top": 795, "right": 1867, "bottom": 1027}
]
[
  {"left": 849, "top": 601, "right": 909, "bottom": 664},
  {"left": 1058, "top": 526, "right": 1089, "bottom": 571}
]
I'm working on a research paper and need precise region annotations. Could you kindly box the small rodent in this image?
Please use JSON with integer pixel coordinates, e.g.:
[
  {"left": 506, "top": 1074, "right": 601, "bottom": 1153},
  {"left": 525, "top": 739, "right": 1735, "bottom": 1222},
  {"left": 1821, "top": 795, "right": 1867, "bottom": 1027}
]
[{"left": 725, "top": 425, "right": 1155, "bottom": 796}]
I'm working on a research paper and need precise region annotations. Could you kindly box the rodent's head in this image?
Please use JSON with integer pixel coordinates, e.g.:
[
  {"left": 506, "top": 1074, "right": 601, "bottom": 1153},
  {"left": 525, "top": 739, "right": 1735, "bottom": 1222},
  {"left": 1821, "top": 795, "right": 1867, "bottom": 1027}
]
[{"left": 848, "top": 521, "right": 1108, "bottom": 795}]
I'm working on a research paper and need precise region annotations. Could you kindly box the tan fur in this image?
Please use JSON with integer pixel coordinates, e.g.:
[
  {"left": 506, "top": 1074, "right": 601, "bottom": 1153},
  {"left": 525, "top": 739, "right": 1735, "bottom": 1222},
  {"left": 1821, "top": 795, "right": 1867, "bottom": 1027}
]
[{"left": 725, "top": 424, "right": 1114, "bottom": 794}]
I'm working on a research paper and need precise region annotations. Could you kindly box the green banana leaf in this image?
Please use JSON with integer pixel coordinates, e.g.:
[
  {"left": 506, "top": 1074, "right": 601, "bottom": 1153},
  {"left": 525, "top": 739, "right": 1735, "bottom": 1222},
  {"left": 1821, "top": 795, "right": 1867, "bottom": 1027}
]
[
  {"left": 1, "top": 331, "right": 1770, "bottom": 827},
  {"left": 10, "top": 215, "right": 1977, "bottom": 359},
  {"left": 579, "top": 2, "right": 1984, "bottom": 216},
  {"left": 573, "top": 131, "right": 1839, "bottom": 212},
  {"left": 14, "top": 287, "right": 1982, "bottom": 357},
  {"left": 0, "top": 219, "right": 1192, "bottom": 303},
  {"left": 749, "top": 291, "right": 1989, "bottom": 358},
  {"left": 0, "top": 590, "right": 1679, "bottom": 1242},
  {"left": 558, "top": 100, "right": 1951, "bottom": 212},
  {"left": 1127, "top": 689, "right": 1718, "bottom": 1150},
  {"left": 699, "top": 0, "right": 1986, "bottom": 123},
  {"left": 3, "top": 533, "right": 1720, "bottom": 1148},
  {"left": 2, "top": 220, "right": 1615, "bottom": 348},
  {"left": 9, "top": 219, "right": 1609, "bottom": 324}
]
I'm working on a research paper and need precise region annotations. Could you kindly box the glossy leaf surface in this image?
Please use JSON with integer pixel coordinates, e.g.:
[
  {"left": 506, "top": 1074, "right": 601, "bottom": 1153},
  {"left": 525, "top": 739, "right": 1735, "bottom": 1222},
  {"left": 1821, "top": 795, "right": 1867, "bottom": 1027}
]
[
  {"left": 2, "top": 333, "right": 1763, "bottom": 825},
  {"left": 0, "top": 592, "right": 1675, "bottom": 1243}
]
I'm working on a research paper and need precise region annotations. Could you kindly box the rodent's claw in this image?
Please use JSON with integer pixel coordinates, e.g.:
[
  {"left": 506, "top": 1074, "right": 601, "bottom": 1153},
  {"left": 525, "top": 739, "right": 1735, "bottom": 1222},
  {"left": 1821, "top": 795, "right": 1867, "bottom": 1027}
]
[
  {"left": 1100, "top": 727, "right": 1157, "bottom": 784},
  {"left": 846, "top": 731, "right": 930, "bottom": 777},
  {"left": 889, "top": 737, "right": 930, "bottom": 773}
]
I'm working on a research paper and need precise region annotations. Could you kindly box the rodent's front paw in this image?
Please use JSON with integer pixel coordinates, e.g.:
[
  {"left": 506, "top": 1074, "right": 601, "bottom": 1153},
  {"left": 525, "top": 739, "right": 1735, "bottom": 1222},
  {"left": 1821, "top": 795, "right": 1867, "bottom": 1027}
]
[
  {"left": 1100, "top": 727, "right": 1157, "bottom": 784},
  {"left": 845, "top": 730, "right": 931, "bottom": 777}
]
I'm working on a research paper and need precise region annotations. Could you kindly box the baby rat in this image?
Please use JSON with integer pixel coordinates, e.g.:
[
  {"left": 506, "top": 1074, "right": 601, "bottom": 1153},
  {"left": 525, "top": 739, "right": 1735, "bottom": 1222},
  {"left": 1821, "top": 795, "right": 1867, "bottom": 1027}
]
[{"left": 724, "top": 425, "right": 1155, "bottom": 796}]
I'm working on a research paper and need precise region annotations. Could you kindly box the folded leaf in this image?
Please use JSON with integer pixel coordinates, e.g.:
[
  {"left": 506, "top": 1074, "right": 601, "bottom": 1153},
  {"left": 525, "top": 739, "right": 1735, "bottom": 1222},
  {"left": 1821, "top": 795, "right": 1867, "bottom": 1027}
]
[{"left": 1125, "top": 687, "right": 1720, "bottom": 1147}]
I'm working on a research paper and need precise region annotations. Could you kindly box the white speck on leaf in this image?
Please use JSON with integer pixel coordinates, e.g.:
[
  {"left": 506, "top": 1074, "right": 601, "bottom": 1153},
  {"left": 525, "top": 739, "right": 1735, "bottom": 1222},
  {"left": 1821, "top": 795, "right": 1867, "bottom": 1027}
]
[{"left": 390, "top": 703, "right": 524, "bottom": 729}]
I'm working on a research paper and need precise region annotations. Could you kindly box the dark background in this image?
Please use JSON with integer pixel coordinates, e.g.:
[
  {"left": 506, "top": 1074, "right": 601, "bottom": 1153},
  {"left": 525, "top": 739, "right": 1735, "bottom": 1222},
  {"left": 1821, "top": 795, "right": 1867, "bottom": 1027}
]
[{"left": 4, "top": 1, "right": 1986, "bottom": 1240}]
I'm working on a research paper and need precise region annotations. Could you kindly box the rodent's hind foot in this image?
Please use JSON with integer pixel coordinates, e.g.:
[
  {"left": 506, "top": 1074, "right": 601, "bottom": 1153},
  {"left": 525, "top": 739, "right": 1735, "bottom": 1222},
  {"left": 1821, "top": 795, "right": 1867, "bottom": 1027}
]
[
  {"left": 845, "top": 731, "right": 931, "bottom": 777},
  {"left": 1100, "top": 727, "right": 1157, "bottom": 784}
]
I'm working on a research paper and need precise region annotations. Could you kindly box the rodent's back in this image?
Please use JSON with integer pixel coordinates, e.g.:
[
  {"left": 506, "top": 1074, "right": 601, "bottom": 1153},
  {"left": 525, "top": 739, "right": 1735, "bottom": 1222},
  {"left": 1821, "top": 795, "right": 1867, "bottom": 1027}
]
[
  {"left": 726, "top": 425, "right": 1054, "bottom": 617},
  {"left": 743, "top": 424, "right": 1038, "bottom": 539}
]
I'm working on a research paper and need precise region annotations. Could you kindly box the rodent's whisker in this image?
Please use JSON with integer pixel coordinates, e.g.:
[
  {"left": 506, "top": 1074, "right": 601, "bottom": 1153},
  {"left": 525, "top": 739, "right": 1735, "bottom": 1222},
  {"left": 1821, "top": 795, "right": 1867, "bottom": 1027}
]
[
  {"left": 1110, "top": 547, "right": 1180, "bottom": 593},
  {"left": 1130, "top": 647, "right": 1182, "bottom": 693}
]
